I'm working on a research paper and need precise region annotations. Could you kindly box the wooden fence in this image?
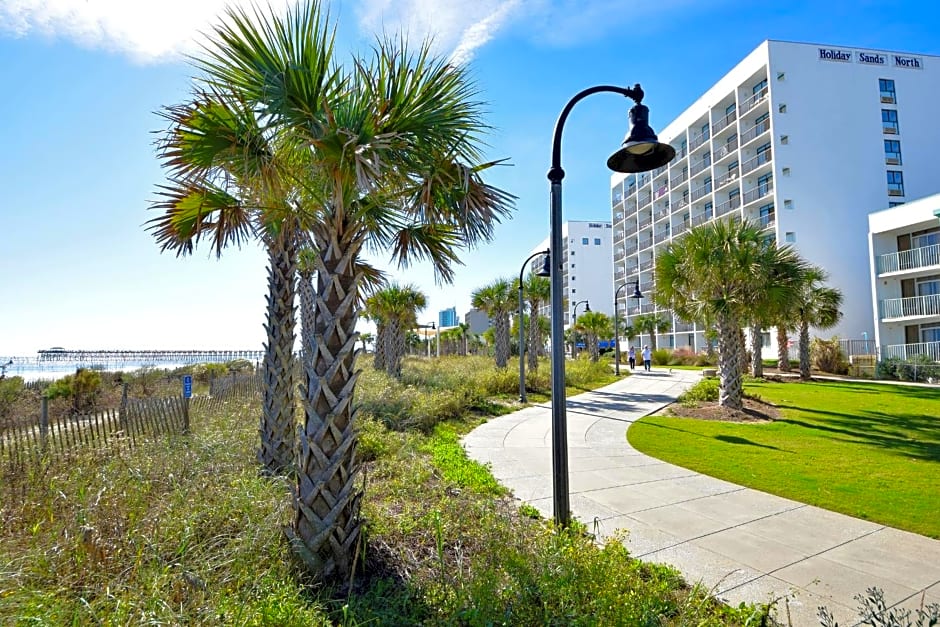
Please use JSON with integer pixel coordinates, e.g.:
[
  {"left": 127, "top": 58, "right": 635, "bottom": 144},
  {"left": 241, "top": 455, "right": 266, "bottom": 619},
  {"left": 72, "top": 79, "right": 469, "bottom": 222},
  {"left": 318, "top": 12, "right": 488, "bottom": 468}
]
[{"left": 0, "top": 373, "right": 261, "bottom": 466}]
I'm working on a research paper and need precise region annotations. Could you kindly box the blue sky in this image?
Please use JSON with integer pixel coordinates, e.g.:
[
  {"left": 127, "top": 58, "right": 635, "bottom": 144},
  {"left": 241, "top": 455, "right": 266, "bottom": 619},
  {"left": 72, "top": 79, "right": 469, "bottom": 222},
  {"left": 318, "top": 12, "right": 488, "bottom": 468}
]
[{"left": 2, "top": 0, "right": 939, "bottom": 355}]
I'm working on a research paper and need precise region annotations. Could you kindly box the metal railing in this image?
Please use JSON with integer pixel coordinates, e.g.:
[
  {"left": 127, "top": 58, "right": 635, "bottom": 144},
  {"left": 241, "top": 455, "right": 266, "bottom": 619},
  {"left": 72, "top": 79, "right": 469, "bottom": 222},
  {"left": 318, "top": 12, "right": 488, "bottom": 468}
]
[
  {"left": 759, "top": 214, "right": 776, "bottom": 229},
  {"left": 639, "top": 258, "right": 655, "bottom": 271},
  {"left": 882, "top": 340, "right": 940, "bottom": 362},
  {"left": 740, "top": 119, "right": 770, "bottom": 145},
  {"left": 673, "top": 221, "right": 688, "bottom": 236},
  {"left": 690, "top": 159, "right": 710, "bottom": 177},
  {"left": 672, "top": 169, "right": 689, "bottom": 185},
  {"left": 689, "top": 129, "right": 710, "bottom": 151},
  {"left": 744, "top": 179, "right": 773, "bottom": 204},
  {"left": 880, "top": 293, "right": 940, "bottom": 319},
  {"left": 690, "top": 184, "right": 711, "bottom": 202},
  {"left": 715, "top": 195, "right": 742, "bottom": 217},
  {"left": 739, "top": 86, "right": 769, "bottom": 114},
  {"left": 638, "top": 237, "right": 653, "bottom": 250},
  {"left": 691, "top": 212, "right": 711, "bottom": 227},
  {"left": 876, "top": 242, "right": 940, "bottom": 274},
  {"left": 742, "top": 150, "right": 772, "bottom": 174},
  {"left": 654, "top": 207, "right": 671, "bottom": 221},
  {"left": 715, "top": 170, "right": 738, "bottom": 189},
  {"left": 655, "top": 229, "right": 671, "bottom": 243},
  {"left": 638, "top": 215, "right": 653, "bottom": 228},
  {"left": 713, "top": 137, "right": 739, "bottom": 161}
]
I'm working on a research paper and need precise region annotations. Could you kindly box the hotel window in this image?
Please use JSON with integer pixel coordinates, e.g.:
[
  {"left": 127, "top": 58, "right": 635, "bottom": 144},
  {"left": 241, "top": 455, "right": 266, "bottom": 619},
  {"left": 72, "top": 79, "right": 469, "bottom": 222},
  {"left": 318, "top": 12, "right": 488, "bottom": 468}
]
[
  {"left": 785, "top": 231, "right": 796, "bottom": 243},
  {"left": 729, "top": 188, "right": 741, "bottom": 202},
  {"left": 784, "top": 199, "right": 793, "bottom": 210},
  {"left": 884, "top": 139, "right": 902, "bottom": 165},
  {"left": 912, "top": 230, "right": 940, "bottom": 248},
  {"left": 752, "top": 79, "right": 768, "bottom": 96},
  {"left": 917, "top": 275, "right": 940, "bottom": 297},
  {"left": 704, "top": 201, "right": 713, "bottom": 218},
  {"left": 882, "top": 109, "right": 899, "bottom": 134},
  {"left": 758, "top": 173, "right": 773, "bottom": 195},
  {"left": 778, "top": 104, "right": 787, "bottom": 114},
  {"left": 725, "top": 103, "right": 736, "bottom": 118},
  {"left": 594, "top": 238, "right": 601, "bottom": 245},
  {"left": 922, "top": 324, "right": 940, "bottom": 344},
  {"left": 889, "top": 201, "right": 905, "bottom": 208},
  {"left": 759, "top": 203, "right": 774, "bottom": 227},
  {"left": 887, "top": 170, "right": 904, "bottom": 196},
  {"left": 701, "top": 122, "right": 710, "bottom": 141},
  {"left": 703, "top": 152, "right": 712, "bottom": 167},
  {"left": 727, "top": 161, "right": 738, "bottom": 177},
  {"left": 703, "top": 176, "right": 712, "bottom": 193},
  {"left": 582, "top": 237, "right": 589, "bottom": 245},
  {"left": 755, "top": 112, "right": 770, "bottom": 132},
  {"left": 879, "top": 78, "right": 896, "bottom": 104}
]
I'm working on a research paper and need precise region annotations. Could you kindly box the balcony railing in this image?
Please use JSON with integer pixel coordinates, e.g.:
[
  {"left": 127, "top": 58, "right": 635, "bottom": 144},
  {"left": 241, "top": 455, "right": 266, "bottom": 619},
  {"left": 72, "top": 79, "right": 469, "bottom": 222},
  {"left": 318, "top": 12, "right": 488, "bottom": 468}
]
[
  {"left": 638, "top": 215, "right": 653, "bottom": 228},
  {"left": 712, "top": 109, "right": 737, "bottom": 134},
  {"left": 672, "top": 169, "right": 689, "bottom": 185},
  {"left": 674, "top": 321, "right": 694, "bottom": 332},
  {"left": 652, "top": 164, "right": 669, "bottom": 179},
  {"left": 639, "top": 258, "right": 655, "bottom": 271},
  {"left": 715, "top": 195, "right": 742, "bottom": 217},
  {"left": 739, "top": 86, "right": 769, "bottom": 114},
  {"left": 713, "top": 137, "right": 739, "bottom": 161},
  {"left": 882, "top": 340, "right": 940, "bottom": 362},
  {"left": 654, "top": 184, "right": 669, "bottom": 199},
  {"left": 689, "top": 130, "right": 709, "bottom": 151},
  {"left": 673, "top": 221, "right": 688, "bottom": 236},
  {"left": 655, "top": 229, "right": 671, "bottom": 243},
  {"left": 638, "top": 237, "right": 653, "bottom": 250},
  {"left": 741, "top": 150, "right": 772, "bottom": 174},
  {"left": 625, "top": 242, "right": 638, "bottom": 254},
  {"left": 691, "top": 186, "right": 711, "bottom": 202},
  {"left": 877, "top": 243, "right": 940, "bottom": 274},
  {"left": 759, "top": 213, "right": 776, "bottom": 229},
  {"left": 673, "top": 196, "right": 690, "bottom": 211},
  {"left": 740, "top": 120, "right": 770, "bottom": 145},
  {"left": 654, "top": 207, "right": 671, "bottom": 221},
  {"left": 715, "top": 170, "right": 738, "bottom": 189},
  {"left": 744, "top": 180, "right": 773, "bottom": 204},
  {"left": 690, "top": 159, "right": 710, "bottom": 177},
  {"left": 880, "top": 293, "right": 940, "bottom": 319},
  {"left": 691, "top": 212, "right": 711, "bottom": 227},
  {"left": 639, "top": 193, "right": 652, "bottom": 206}
]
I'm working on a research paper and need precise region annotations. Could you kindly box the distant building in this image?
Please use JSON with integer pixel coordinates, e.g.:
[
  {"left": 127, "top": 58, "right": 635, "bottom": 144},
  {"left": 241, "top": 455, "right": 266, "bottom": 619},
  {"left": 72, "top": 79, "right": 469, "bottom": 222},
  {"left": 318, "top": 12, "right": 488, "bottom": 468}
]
[
  {"left": 530, "top": 220, "right": 615, "bottom": 326},
  {"left": 464, "top": 309, "right": 491, "bottom": 335},
  {"left": 438, "top": 307, "right": 458, "bottom": 328},
  {"left": 868, "top": 193, "right": 940, "bottom": 361}
]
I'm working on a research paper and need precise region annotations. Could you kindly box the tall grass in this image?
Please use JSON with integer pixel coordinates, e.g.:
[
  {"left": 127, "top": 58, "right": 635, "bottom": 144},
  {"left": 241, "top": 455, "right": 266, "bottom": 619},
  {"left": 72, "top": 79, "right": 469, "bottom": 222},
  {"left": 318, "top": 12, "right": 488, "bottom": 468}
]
[{"left": 0, "top": 356, "right": 763, "bottom": 625}]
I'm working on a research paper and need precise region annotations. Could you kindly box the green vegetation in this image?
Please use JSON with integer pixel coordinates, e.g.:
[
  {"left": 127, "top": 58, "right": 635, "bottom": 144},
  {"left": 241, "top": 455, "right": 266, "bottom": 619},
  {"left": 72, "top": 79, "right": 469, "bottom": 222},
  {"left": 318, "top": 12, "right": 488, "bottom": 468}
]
[
  {"left": 0, "top": 356, "right": 763, "bottom": 624},
  {"left": 629, "top": 379, "right": 940, "bottom": 538}
]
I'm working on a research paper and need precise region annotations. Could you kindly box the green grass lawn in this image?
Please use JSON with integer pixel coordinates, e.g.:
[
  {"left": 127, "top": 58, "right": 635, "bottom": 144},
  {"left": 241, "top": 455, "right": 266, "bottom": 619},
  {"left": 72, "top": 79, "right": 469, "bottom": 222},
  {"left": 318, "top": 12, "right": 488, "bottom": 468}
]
[{"left": 628, "top": 379, "right": 940, "bottom": 538}]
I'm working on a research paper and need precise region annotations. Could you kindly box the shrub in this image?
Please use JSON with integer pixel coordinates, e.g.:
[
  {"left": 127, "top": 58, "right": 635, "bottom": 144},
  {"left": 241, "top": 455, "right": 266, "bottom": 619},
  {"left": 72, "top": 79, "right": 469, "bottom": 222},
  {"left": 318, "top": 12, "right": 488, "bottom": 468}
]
[
  {"left": 667, "top": 347, "right": 698, "bottom": 366},
  {"left": 878, "top": 355, "right": 940, "bottom": 383},
  {"left": 677, "top": 378, "right": 720, "bottom": 405},
  {"left": 651, "top": 349, "right": 671, "bottom": 365},
  {"left": 812, "top": 337, "right": 849, "bottom": 375},
  {"left": 694, "top": 352, "right": 718, "bottom": 367}
]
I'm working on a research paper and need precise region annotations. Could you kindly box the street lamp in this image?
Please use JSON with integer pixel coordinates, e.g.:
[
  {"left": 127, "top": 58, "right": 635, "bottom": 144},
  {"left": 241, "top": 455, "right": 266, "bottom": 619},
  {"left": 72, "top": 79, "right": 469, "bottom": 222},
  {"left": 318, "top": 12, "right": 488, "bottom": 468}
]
[
  {"left": 417, "top": 322, "right": 436, "bottom": 358},
  {"left": 571, "top": 300, "right": 590, "bottom": 358},
  {"left": 519, "top": 250, "right": 551, "bottom": 403},
  {"left": 547, "top": 83, "right": 673, "bottom": 527},
  {"left": 613, "top": 279, "right": 643, "bottom": 375}
]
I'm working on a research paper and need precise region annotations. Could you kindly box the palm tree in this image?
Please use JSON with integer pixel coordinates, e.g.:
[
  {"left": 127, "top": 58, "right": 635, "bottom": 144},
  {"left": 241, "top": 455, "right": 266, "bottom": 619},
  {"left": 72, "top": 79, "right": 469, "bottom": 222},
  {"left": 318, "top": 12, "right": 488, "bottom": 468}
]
[
  {"left": 633, "top": 313, "right": 671, "bottom": 351},
  {"left": 189, "top": 2, "right": 514, "bottom": 581},
  {"left": 456, "top": 322, "right": 471, "bottom": 356},
  {"left": 523, "top": 273, "right": 551, "bottom": 371},
  {"left": 472, "top": 278, "right": 515, "bottom": 368},
  {"left": 368, "top": 284, "right": 427, "bottom": 377},
  {"left": 298, "top": 247, "right": 319, "bottom": 373},
  {"left": 655, "top": 219, "right": 796, "bottom": 409},
  {"left": 793, "top": 267, "right": 844, "bottom": 379},
  {"left": 574, "top": 311, "right": 612, "bottom": 362},
  {"left": 149, "top": 82, "right": 305, "bottom": 476},
  {"left": 358, "top": 332, "right": 374, "bottom": 355}
]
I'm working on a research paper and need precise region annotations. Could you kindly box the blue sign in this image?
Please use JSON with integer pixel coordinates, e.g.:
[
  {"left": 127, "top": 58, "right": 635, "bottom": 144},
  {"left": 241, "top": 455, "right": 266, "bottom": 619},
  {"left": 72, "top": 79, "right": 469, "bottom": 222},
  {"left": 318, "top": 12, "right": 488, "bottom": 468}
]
[{"left": 182, "top": 375, "right": 193, "bottom": 399}]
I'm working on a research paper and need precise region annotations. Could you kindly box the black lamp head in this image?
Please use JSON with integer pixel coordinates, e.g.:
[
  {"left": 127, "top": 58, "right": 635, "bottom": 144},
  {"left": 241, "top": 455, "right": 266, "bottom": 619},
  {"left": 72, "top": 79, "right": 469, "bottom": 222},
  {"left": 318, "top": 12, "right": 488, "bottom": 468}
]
[
  {"left": 584, "top": 302, "right": 591, "bottom": 313},
  {"left": 632, "top": 283, "right": 643, "bottom": 300},
  {"left": 535, "top": 251, "right": 552, "bottom": 277},
  {"left": 608, "top": 102, "right": 676, "bottom": 173}
]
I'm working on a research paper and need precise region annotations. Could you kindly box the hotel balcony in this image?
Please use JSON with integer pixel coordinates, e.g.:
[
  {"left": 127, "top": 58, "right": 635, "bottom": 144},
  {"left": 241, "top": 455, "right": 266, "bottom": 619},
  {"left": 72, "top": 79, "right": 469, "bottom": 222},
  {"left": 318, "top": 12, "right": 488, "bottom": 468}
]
[
  {"left": 715, "top": 194, "right": 742, "bottom": 217},
  {"left": 689, "top": 129, "right": 710, "bottom": 152},
  {"left": 741, "top": 150, "right": 772, "bottom": 175},
  {"left": 690, "top": 212, "right": 711, "bottom": 227},
  {"left": 671, "top": 169, "right": 689, "bottom": 186},
  {"left": 713, "top": 136, "right": 739, "bottom": 162},
  {"left": 655, "top": 229, "right": 671, "bottom": 244},
  {"left": 880, "top": 294, "right": 940, "bottom": 321},
  {"left": 690, "top": 184, "right": 712, "bottom": 202},
  {"left": 638, "top": 236, "right": 653, "bottom": 250},
  {"left": 758, "top": 212, "right": 776, "bottom": 230},
  {"left": 743, "top": 179, "right": 773, "bottom": 205},
  {"left": 639, "top": 214, "right": 653, "bottom": 228},
  {"left": 639, "top": 258, "right": 655, "bottom": 271},
  {"left": 674, "top": 321, "right": 694, "bottom": 332},
  {"left": 739, "top": 86, "right": 769, "bottom": 115},
  {"left": 712, "top": 109, "right": 737, "bottom": 135},
  {"left": 876, "top": 243, "right": 940, "bottom": 275},
  {"left": 882, "top": 340, "right": 940, "bottom": 362},
  {"left": 715, "top": 170, "right": 738, "bottom": 190},
  {"left": 740, "top": 119, "right": 770, "bottom": 146},
  {"left": 690, "top": 159, "right": 711, "bottom": 177},
  {"left": 672, "top": 221, "right": 689, "bottom": 236}
]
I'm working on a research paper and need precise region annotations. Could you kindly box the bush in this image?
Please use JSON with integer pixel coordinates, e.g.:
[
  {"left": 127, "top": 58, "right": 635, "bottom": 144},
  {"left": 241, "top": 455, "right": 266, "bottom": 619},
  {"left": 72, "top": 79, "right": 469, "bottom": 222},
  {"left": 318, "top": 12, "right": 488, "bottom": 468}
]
[
  {"left": 877, "top": 355, "right": 940, "bottom": 383},
  {"left": 651, "top": 349, "right": 671, "bottom": 365},
  {"left": 694, "top": 352, "right": 718, "bottom": 367},
  {"left": 0, "top": 376, "right": 24, "bottom": 418},
  {"left": 667, "top": 347, "right": 698, "bottom": 366},
  {"left": 677, "top": 378, "right": 720, "bottom": 404},
  {"left": 812, "top": 337, "right": 849, "bottom": 375}
]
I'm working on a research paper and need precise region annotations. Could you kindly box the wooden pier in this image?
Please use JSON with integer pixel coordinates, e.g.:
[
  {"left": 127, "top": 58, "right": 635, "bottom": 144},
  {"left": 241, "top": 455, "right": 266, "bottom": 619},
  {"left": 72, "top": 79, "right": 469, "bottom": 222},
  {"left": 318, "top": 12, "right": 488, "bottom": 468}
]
[{"left": 33, "top": 349, "right": 263, "bottom": 365}]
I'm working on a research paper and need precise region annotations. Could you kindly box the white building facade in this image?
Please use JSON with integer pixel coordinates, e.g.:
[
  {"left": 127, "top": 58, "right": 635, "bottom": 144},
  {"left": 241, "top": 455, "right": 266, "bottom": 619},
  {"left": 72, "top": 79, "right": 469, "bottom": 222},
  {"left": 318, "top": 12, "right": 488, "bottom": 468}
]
[
  {"left": 531, "top": 220, "right": 615, "bottom": 327},
  {"left": 610, "top": 40, "right": 940, "bottom": 353},
  {"left": 868, "top": 194, "right": 940, "bottom": 361}
]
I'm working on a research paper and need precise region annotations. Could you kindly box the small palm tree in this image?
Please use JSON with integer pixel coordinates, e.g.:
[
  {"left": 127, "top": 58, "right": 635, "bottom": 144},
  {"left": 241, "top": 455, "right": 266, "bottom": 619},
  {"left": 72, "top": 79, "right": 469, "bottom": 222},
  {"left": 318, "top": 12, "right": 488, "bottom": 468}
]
[
  {"left": 523, "top": 273, "right": 551, "bottom": 370},
  {"left": 633, "top": 313, "right": 671, "bottom": 351},
  {"left": 574, "top": 311, "right": 612, "bottom": 362},
  {"left": 472, "top": 278, "right": 515, "bottom": 368},
  {"left": 368, "top": 284, "right": 427, "bottom": 378},
  {"left": 793, "top": 267, "right": 844, "bottom": 380}
]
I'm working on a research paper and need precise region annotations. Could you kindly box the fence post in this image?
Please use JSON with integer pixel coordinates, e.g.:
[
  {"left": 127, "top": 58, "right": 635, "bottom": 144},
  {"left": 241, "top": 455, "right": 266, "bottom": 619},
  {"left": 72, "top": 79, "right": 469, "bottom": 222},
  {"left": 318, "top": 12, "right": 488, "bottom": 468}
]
[
  {"left": 209, "top": 371, "right": 215, "bottom": 396},
  {"left": 183, "top": 396, "right": 190, "bottom": 435},
  {"left": 119, "top": 382, "right": 128, "bottom": 431},
  {"left": 40, "top": 397, "right": 49, "bottom": 452}
]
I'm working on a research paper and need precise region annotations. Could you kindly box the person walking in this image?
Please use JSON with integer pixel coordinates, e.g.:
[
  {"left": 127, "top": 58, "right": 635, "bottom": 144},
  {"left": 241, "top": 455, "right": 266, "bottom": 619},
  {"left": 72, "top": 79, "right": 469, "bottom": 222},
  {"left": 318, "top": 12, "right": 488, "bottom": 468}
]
[
  {"left": 642, "top": 345, "right": 652, "bottom": 371},
  {"left": 627, "top": 346, "right": 636, "bottom": 370}
]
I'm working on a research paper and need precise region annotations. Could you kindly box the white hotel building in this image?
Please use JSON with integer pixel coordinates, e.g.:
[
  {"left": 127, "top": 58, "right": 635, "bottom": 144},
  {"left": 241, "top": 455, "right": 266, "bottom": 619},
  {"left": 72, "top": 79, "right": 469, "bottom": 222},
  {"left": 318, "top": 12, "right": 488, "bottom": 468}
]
[
  {"left": 530, "top": 220, "right": 615, "bottom": 327},
  {"left": 610, "top": 39, "right": 940, "bottom": 354}
]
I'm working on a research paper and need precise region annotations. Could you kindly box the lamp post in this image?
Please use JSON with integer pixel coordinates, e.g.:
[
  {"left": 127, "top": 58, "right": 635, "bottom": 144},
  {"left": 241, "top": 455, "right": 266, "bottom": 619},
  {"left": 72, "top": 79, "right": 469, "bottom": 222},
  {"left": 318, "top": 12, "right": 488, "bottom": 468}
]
[
  {"left": 547, "top": 83, "right": 674, "bottom": 527},
  {"left": 613, "top": 280, "right": 643, "bottom": 376},
  {"left": 519, "top": 250, "right": 551, "bottom": 403},
  {"left": 571, "top": 300, "right": 590, "bottom": 358},
  {"left": 418, "top": 322, "right": 436, "bottom": 358}
]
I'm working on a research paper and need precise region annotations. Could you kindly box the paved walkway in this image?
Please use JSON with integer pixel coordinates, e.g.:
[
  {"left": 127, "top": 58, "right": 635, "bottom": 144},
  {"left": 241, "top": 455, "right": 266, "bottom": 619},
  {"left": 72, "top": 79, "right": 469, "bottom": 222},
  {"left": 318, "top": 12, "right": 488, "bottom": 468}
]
[{"left": 462, "top": 369, "right": 940, "bottom": 626}]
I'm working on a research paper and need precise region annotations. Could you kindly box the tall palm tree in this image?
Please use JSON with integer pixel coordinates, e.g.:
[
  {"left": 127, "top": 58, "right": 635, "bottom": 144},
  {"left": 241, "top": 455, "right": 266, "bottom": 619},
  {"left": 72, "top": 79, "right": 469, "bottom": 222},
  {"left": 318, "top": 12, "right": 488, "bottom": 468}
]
[
  {"left": 655, "top": 219, "right": 796, "bottom": 409},
  {"left": 298, "top": 247, "right": 319, "bottom": 373},
  {"left": 188, "top": 2, "right": 514, "bottom": 581},
  {"left": 149, "top": 85, "right": 306, "bottom": 476},
  {"left": 472, "top": 278, "right": 515, "bottom": 368},
  {"left": 574, "top": 311, "right": 612, "bottom": 362},
  {"left": 633, "top": 313, "right": 671, "bottom": 351},
  {"left": 523, "top": 273, "right": 551, "bottom": 370},
  {"left": 456, "top": 322, "right": 471, "bottom": 356},
  {"left": 793, "top": 267, "right": 844, "bottom": 380},
  {"left": 368, "top": 284, "right": 427, "bottom": 378}
]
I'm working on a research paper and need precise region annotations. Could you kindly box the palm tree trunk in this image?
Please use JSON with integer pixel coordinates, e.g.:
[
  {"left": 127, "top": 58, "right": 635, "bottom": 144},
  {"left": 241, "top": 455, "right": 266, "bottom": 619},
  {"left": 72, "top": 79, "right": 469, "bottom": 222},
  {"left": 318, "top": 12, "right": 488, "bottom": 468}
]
[
  {"left": 717, "top": 312, "right": 744, "bottom": 410},
  {"left": 385, "top": 319, "right": 403, "bottom": 378},
  {"left": 776, "top": 326, "right": 790, "bottom": 371},
  {"left": 299, "top": 269, "right": 316, "bottom": 373},
  {"left": 495, "top": 312, "right": 510, "bottom": 368},
  {"left": 258, "top": 234, "right": 297, "bottom": 475},
  {"left": 750, "top": 325, "right": 764, "bottom": 378},
  {"left": 799, "top": 321, "right": 812, "bottom": 380},
  {"left": 291, "top": 229, "right": 363, "bottom": 582},
  {"left": 649, "top": 330, "right": 658, "bottom": 352},
  {"left": 373, "top": 323, "right": 386, "bottom": 371},
  {"left": 527, "top": 310, "right": 539, "bottom": 371},
  {"left": 589, "top": 334, "right": 600, "bottom": 362}
]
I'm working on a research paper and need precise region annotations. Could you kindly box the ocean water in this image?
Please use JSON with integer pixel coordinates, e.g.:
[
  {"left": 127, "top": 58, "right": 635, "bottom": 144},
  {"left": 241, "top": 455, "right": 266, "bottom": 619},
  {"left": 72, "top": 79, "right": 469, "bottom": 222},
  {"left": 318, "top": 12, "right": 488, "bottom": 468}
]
[{"left": 1, "top": 359, "right": 197, "bottom": 383}]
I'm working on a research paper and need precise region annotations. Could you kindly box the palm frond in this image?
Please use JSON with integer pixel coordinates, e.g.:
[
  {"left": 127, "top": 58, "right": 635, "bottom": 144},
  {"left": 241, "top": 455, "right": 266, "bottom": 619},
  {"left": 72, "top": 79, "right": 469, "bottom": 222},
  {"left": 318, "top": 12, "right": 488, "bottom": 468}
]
[{"left": 147, "top": 182, "right": 254, "bottom": 257}]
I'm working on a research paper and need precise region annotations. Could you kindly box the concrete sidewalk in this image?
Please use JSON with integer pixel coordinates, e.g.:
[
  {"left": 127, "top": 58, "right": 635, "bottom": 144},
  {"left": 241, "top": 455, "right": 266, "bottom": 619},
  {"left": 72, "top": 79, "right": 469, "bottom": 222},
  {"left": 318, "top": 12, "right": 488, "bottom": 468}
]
[{"left": 462, "top": 369, "right": 940, "bottom": 626}]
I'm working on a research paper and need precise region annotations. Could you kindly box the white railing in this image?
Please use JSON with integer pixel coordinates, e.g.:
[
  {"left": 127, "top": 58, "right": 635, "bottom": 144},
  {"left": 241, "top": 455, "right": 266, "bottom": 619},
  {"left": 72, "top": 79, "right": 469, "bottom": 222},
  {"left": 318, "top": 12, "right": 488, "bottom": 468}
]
[
  {"left": 715, "top": 195, "right": 741, "bottom": 217},
  {"left": 689, "top": 130, "right": 709, "bottom": 151},
  {"left": 877, "top": 243, "right": 940, "bottom": 274},
  {"left": 759, "top": 213, "right": 776, "bottom": 229},
  {"left": 741, "top": 120, "right": 770, "bottom": 145},
  {"left": 690, "top": 159, "right": 710, "bottom": 176},
  {"left": 744, "top": 179, "right": 773, "bottom": 204},
  {"left": 739, "top": 86, "right": 769, "bottom": 114},
  {"left": 712, "top": 109, "right": 737, "bottom": 134},
  {"left": 880, "top": 293, "right": 940, "bottom": 319},
  {"left": 883, "top": 341, "right": 940, "bottom": 362},
  {"left": 742, "top": 150, "right": 772, "bottom": 174},
  {"left": 691, "top": 185, "right": 711, "bottom": 202}
]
